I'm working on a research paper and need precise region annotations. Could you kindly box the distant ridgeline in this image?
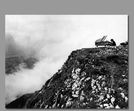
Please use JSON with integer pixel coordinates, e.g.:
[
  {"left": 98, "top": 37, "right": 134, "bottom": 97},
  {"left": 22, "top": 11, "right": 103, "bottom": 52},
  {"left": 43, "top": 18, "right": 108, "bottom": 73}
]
[
  {"left": 5, "top": 55, "right": 38, "bottom": 74},
  {"left": 6, "top": 43, "right": 128, "bottom": 109}
]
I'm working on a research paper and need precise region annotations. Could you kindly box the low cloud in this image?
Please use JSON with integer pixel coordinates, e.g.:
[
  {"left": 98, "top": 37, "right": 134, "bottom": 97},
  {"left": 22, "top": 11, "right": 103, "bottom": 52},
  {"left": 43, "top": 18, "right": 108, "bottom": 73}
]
[{"left": 5, "top": 15, "right": 127, "bottom": 103}]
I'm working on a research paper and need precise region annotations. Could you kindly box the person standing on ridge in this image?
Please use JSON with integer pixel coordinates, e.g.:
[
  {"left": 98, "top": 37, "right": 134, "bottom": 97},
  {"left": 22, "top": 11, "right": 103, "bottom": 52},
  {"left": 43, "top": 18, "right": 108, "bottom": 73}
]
[{"left": 110, "top": 39, "right": 116, "bottom": 46}]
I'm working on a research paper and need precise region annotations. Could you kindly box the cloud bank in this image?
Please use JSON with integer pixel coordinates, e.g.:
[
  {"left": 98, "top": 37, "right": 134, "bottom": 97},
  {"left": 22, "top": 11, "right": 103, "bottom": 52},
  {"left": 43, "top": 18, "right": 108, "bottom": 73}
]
[{"left": 5, "top": 15, "right": 128, "bottom": 103}]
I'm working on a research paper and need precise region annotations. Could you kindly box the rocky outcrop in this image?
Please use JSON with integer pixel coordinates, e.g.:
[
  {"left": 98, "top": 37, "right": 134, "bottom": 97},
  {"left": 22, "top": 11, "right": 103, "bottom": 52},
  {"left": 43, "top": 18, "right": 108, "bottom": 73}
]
[{"left": 6, "top": 45, "right": 128, "bottom": 109}]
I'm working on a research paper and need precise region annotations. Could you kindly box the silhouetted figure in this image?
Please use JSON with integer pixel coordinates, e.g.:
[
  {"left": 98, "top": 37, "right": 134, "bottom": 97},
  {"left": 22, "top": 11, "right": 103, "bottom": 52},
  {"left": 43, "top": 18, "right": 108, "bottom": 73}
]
[
  {"left": 120, "top": 41, "right": 128, "bottom": 47},
  {"left": 95, "top": 36, "right": 117, "bottom": 47},
  {"left": 110, "top": 39, "right": 116, "bottom": 46}
]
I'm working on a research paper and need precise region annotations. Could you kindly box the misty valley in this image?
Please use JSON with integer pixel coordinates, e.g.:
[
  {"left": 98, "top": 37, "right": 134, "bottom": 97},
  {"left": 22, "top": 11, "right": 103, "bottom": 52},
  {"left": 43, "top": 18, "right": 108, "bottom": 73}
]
[
  {"left": 5, "top": 15, "right": 128, "bottom": 109},
  {"left": 6, "top": 56, "right": 38, "bottom": 74}
]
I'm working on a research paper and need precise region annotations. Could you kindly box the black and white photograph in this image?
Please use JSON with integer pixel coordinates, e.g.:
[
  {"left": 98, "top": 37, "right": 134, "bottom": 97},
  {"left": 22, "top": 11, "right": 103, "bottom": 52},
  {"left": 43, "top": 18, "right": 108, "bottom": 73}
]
[{"left": 5, "top": 15, "right": 128, "bottom": 109}]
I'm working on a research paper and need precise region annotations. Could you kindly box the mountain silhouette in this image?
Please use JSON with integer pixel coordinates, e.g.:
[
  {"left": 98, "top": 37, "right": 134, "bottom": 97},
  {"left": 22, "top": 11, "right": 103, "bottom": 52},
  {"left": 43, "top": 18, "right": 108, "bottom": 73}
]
[{"left": 6, "top": 44, "right": 128, "bottom": 109}]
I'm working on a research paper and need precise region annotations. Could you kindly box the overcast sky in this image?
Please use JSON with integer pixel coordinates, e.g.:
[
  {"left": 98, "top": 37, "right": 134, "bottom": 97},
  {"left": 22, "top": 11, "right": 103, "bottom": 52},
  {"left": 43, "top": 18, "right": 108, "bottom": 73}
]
[{"left": 5, "top": 15, "right": 128, "bottom": 103}]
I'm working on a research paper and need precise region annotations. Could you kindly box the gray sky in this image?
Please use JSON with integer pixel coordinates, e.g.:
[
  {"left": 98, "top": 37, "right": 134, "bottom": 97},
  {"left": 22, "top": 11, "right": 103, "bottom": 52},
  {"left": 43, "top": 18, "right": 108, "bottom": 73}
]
[{"left": 5, "top": 15, "right": 128, "bottom": 103}]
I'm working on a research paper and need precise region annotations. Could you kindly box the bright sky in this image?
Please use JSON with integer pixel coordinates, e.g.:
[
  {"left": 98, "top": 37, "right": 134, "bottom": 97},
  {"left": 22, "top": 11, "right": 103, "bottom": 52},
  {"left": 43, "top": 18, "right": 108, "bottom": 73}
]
[
  {"left": 5, "top": 15, "right": 128, "bottom": 103},
  {"left": 6, "top": 15, "right": 128, "bottom": 47}
]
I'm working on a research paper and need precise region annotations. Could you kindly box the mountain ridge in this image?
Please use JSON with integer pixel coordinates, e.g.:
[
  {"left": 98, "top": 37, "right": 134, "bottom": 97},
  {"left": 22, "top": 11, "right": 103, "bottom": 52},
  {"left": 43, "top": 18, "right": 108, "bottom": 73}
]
[{"left": 6, "top": 44, "right": 128, "bottom": 109}]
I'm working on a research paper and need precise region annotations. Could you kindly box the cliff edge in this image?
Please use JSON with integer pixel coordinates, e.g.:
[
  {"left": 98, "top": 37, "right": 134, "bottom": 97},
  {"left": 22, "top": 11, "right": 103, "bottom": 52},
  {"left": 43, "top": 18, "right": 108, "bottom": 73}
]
[{"left": 6, "top": 44, "right": 128, "bottom": 109}]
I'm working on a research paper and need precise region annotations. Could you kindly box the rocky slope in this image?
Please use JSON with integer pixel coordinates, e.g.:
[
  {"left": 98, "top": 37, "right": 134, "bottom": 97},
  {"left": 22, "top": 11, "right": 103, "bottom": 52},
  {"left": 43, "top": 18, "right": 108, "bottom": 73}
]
[{"left": 6, "top": 44, "right": 128, "bottom": 109}]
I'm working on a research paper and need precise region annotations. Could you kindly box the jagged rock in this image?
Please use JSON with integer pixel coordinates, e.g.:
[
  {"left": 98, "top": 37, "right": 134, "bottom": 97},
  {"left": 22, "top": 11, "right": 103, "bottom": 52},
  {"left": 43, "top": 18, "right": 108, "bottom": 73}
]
[{"left": 6, "top": 45, "right": 128, "bottom": 109}]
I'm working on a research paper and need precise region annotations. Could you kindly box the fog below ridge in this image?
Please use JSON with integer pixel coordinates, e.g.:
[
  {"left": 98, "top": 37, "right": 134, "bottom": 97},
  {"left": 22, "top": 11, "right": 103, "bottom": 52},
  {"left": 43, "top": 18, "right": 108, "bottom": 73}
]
[{"left": 5, "top": 15, "right": 128, "bottom": 103}]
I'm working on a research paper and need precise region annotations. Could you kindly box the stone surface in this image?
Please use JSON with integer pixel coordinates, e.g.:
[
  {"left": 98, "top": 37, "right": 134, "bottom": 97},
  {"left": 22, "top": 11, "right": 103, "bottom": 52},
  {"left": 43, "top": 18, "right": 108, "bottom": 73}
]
[{"left": 6, "top": 45, "right": 128, "bottom": 109}]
